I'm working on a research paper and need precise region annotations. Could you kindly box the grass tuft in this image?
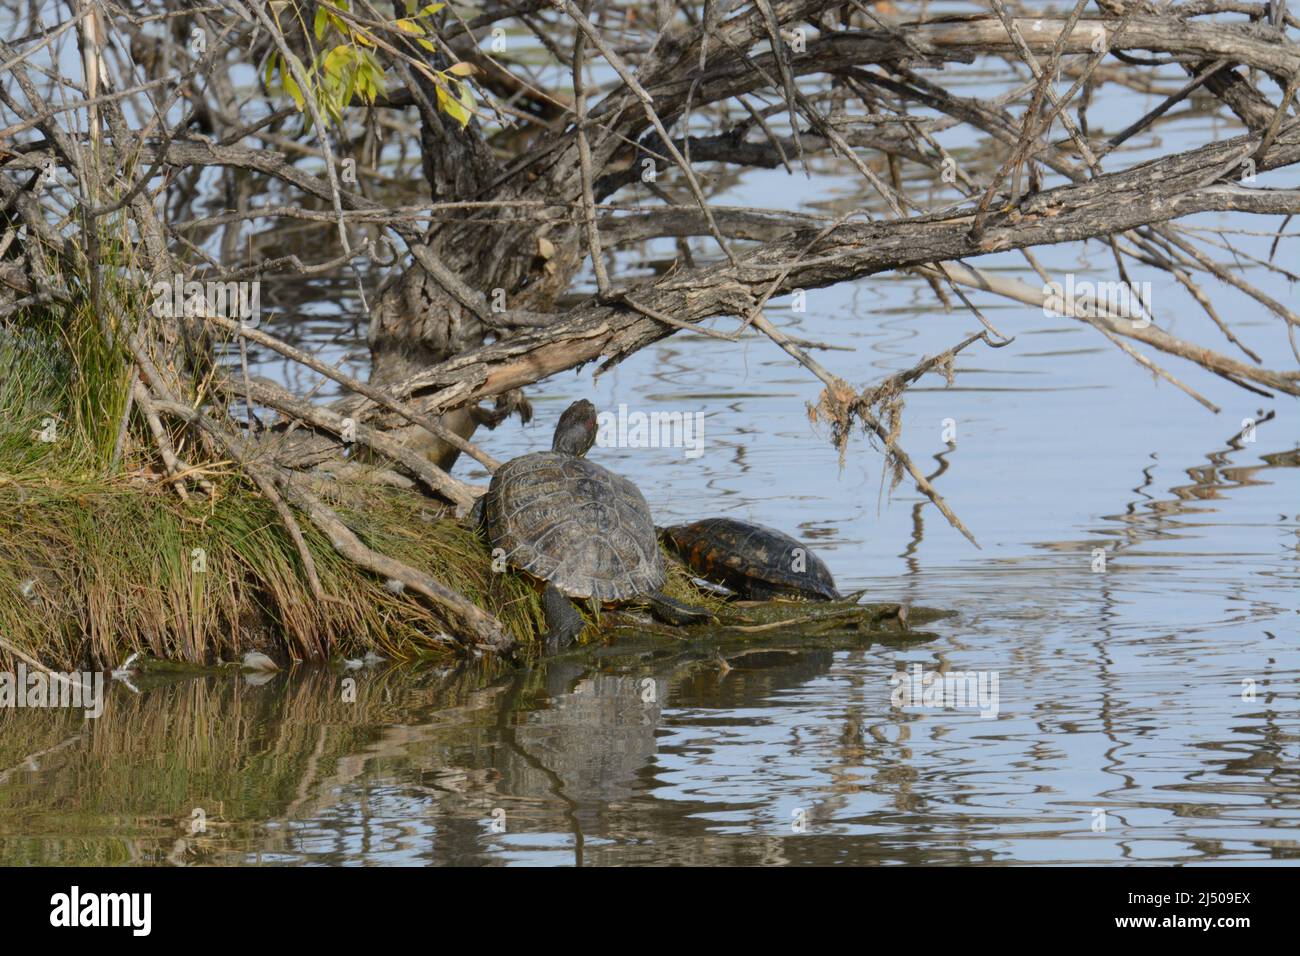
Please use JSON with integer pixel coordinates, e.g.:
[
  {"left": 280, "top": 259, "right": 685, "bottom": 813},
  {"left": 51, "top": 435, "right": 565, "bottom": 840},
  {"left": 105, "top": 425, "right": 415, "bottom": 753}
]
[{"left": 0, "top": 240, "right": 724, "bottom": 670}]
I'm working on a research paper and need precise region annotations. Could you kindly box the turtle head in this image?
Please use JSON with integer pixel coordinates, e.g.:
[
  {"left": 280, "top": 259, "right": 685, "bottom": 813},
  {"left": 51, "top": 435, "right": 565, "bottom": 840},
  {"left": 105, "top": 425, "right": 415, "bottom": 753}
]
[{"left": 552, "top": 399, "right": 598, "bottom": 457}]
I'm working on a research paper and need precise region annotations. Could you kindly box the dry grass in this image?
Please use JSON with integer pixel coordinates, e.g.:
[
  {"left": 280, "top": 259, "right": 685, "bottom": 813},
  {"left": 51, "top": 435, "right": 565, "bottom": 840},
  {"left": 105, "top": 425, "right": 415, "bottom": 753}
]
[{"left": 0, "top": 466, "right": 560, "bottom": 668}]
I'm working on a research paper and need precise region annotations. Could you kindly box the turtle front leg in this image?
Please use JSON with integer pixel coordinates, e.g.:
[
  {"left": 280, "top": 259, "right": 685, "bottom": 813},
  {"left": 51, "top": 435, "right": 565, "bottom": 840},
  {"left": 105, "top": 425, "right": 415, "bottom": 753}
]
[
  {"left": 467, "top": 494, "right": 486, "bottom": 531},
  {"left": 744, "top": 582, "right": 780, "bottom": 601},
  {"left": 540, "top": 584, "right": 585, "bottom": 651},
  {"left": 646, "top": 590, "right": 713, "bottom": 627}
]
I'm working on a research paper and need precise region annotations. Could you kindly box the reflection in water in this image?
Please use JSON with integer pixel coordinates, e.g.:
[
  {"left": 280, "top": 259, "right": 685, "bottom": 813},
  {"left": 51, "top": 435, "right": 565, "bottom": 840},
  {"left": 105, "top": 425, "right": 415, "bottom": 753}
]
[
  {"left": 902, "top": 445, "right": 953, "bottom": 572},
  {"left": 0, "top": 653, "right": 861, "bottom": 866},
  {"left": 0, "top": 403, "right": 1297, "bottom": 865}
]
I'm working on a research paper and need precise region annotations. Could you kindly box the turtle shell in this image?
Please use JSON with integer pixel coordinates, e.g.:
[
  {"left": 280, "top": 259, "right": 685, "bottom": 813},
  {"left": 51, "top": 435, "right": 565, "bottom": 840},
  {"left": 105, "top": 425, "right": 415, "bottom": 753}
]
[
  {"left": 484, "top": 452, "right": 665, "bottom": 602},
  {"left": 661, "top": 517, "right": 841, "bottom": 601}
]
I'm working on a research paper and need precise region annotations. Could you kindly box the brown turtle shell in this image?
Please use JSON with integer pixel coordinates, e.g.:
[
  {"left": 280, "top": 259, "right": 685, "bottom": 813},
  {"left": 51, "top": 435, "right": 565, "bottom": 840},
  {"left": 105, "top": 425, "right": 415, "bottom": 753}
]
[
  {"left": 483, "top": 452, "right": 665, "bottom": 602},
  {"left": 661, "top": 517, "right": 841, "bottom": 601}
]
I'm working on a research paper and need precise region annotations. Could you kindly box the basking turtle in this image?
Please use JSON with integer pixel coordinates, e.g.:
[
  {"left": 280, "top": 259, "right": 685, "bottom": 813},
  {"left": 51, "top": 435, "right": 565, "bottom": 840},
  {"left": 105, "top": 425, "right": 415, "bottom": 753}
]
[
  {"left": 660, "top": 518, "right": 842, "bottom": 602},
  {"left": 474, "top": 399, "right": 710, "bottom": 649}
]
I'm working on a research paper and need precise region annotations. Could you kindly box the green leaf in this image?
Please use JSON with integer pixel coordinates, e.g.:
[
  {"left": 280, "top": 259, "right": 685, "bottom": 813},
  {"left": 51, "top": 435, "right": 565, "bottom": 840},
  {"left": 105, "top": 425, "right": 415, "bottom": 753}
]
[
  {"left": 394, "top": 18, "right": 424, "bottom": 34},
  {"left": 280, "top": 52, "right": 308, "bottom": 110},
  {"left": 344, "top": 63, "right": 359, "bottom": 106},
  {"left": 457, "top": 79, "right": 475, "bottom": 122},
  {"left": 314, "top": 7, "right": 328, "bottom": 40},
  {"left": 416, "top": 3, "right": 446, "bottom": 17},
  {"left": 324, "top": 44, "right": 353, "bottom": 76},
  {"left": 436, "top": 80, "right": 473, "bottom": 129},
  {"left": 283, "top": 70, "right": 304, "bottom": 110}
]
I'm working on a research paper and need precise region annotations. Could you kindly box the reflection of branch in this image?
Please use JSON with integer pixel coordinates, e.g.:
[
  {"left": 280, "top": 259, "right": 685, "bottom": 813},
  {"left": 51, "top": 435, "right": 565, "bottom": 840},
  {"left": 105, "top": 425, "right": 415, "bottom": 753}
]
[
  {"left": 903, "top": 447, "right": 953, "bottom": 569},
  {"left": 1102, "top": 410, "right": 1282, "bottom": 558},
  {"left": 0, "top": 732, "right": 85, "bottom": 787}
]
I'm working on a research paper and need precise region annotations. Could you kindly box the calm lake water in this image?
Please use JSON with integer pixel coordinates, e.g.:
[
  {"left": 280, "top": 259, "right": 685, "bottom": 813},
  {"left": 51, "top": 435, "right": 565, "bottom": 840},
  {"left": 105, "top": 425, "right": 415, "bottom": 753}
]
[{"left": 2, "top": 41, "right": 1298, "bottom": 865}]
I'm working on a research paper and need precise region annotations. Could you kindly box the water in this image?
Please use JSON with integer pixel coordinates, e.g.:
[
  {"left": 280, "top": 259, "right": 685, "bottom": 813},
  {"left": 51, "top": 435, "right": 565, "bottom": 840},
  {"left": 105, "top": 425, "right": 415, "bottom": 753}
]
[{"left": 3, "top": 35, "right": 1299, "bottom": 865}]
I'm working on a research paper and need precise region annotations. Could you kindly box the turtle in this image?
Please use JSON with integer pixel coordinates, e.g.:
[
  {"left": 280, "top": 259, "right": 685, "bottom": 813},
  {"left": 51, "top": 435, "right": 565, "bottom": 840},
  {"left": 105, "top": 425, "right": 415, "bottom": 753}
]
[
  {"left": 659, "top": 517, "right": 843, "bottom": 602},
  {"left": 472, "top": 399, "right": 711, "bottom": 650}
]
